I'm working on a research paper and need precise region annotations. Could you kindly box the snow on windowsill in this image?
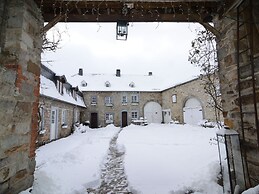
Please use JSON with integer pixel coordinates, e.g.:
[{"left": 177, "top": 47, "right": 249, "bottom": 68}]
[
  {"left": 39, "top": 129, "right": 46, "bottom": 135},
  {"left": 62, "top": 124, "right": 68, "bottom": 129}
]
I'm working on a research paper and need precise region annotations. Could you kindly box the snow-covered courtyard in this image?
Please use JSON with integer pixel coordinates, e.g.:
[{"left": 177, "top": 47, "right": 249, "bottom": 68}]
[{"left": 21, "top": 124, "right": 223, "bottom": 194}]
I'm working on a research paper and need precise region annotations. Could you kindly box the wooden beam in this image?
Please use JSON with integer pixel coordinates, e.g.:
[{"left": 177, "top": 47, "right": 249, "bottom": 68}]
[
  {"left": 191, "top": 14, "right": 221, "bottom": 38},
  {"left": 222, "top": 0, "right": 244, "bottom": 17},
  {"left": 41, "top": 14, "right": 65, "bottom": 34}
]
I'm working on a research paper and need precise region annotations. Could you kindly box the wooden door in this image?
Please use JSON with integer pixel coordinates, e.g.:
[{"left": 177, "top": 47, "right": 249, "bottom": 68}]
[
  {"left": 50, "top": 107, "right": 58, "bottom": 140},
  {"left": 90, "top": 113, "right": 98, "bottom": 128},
  {"left": 121, "top": 111, "right": 128, "bottom": 128}
]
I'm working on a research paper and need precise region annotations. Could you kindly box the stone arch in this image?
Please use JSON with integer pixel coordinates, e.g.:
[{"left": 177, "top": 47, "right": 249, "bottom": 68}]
[
  {"left": 144, "top": 101, "right": 162, "bottom": 124},
  {"left": 182, "top": 96, "right": 204, "bottom": 125}
]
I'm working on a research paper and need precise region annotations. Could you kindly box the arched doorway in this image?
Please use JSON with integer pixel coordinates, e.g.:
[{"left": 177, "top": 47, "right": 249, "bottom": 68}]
[
  {"left": 144, "top": 102, "right": 162, "bottom": 124},
  {"left": 183, "top": 97, "right": 203, "bottom": 125}
]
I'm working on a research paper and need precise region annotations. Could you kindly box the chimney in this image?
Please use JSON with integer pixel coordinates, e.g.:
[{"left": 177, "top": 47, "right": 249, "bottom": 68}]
[
  {"left": 148, "top": 72, "right": 152, "bottom": 76},
  {"left": 79, "top": 68, "right": 83, "bottom": 76},
  {"left": 116, "top": 69, "right": 121, "bottom": 77}
]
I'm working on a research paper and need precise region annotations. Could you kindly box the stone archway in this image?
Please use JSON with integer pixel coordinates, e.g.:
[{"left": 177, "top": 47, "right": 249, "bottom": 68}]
[
  {"left": 144, "top": 101, "right": 162, "bottom": 124},
  {"left": 1, "top": 0, "right": 259, "bottom": 193},
  {"left": 183, "top": 97, "right": 203, "bottom": 125}
]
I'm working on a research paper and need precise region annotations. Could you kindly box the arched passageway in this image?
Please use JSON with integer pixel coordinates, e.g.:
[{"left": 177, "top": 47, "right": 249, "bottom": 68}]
[
  {"left": 183, "top": 97, "right": 203, "bottom": 125},
  {"left": 1, "top": 0, "right": 259, "bottom": 193},
  {"left": 144, "top": 101, "right": 162, "bottom": 124}
]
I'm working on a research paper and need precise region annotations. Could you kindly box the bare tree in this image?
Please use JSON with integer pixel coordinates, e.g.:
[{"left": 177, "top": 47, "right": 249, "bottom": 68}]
[
  {"left": 189, "top": 28, "right": 223, "bottom": 127},
  {"left": 42, "top": 28, "right": 63, "bottom": 52}
]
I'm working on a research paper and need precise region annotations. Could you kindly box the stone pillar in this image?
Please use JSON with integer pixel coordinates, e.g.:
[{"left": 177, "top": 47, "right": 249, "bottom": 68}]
[
  {"left": 0, "top": 0, "right": 43, "bottom": 193},
  {"left": 214, "top": 0, "right": 259, "bottom": 188}
]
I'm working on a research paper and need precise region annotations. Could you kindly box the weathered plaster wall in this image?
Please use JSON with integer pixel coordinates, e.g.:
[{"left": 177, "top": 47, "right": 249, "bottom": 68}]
[{"left": 0, "top": 0, "right": 43, "bottom": 193}]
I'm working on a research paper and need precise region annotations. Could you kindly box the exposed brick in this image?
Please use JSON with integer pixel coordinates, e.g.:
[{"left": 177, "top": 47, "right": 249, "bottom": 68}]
[{"left": 27, "top": 60, "right": 40, "bottom": 76}]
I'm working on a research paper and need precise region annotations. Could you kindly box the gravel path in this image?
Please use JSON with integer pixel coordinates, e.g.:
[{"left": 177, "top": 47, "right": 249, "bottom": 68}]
[{"left": 87, "top": 129, "right": 132, "bottom": 194}]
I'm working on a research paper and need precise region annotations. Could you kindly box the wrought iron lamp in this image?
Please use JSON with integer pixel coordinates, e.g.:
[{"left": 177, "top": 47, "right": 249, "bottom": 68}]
[
  {"left": 216, "top": 129, "right": 246, "bottom": 194},
  {"left": 116, "top": 21, "right": 129, "bottom": 40}
]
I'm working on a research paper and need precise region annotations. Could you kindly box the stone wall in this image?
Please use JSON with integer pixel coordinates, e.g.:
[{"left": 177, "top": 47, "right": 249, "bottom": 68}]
[
  {"left": 38, "top": 97, "right": 84, "bottom": 146},
  {"left": 83, "top": 91, "right": 162, "bottom": 127},
  {"left": 0, "top": 0, "right": 43, "bottom": 193},
  {"left": 214, "top": 0, "right": 259, "bottom": 187},
  {"left": 162, "top": 77, "right": 220, "bottom": 123}
]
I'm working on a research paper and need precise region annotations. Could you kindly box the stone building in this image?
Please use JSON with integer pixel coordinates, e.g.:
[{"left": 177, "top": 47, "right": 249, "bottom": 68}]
[
  {"left": 70, "top": 69, "right": 220, "bottom": 128},
  {"left": 0, "top": 0, "right": 258, "bottom": 193},
  {"left": 38, "top": 64, "right": 86, "bottom": 146},
  {"left": 162, "top": 77, "right": 221, "bottom": 125}
]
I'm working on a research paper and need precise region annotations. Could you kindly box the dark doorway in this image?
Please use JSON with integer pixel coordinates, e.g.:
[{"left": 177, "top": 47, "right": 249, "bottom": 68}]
[
  {"left": 121, "top": 111, "right": 128, "bottom": 128},
  {"left": 90, "top": 113, "right": 98, "bottom": 128}
]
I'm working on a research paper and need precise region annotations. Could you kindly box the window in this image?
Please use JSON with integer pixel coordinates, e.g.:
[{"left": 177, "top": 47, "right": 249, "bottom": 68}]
[
  {"left": 122, "top": 95, "right": 127, "bottom": 104},
  {"left": 105, "top": 96, "right": 113, "bottom": 106},
  {"left": 105, "top": 81, "right": 111, "bottom": 87},
  {"left": 172, "top": 94, "right": 177, "bottom": 103},
  {"left": 131, "top": 111, "right": 138, "bottom": 120},
  {"left": 57, "top": 80, "right": 63, "bottom": 94},
  {"left": 81, "top": 80, "right": 87, "bottom": 87},
  {"left": 72, "top": 90, "right": 77, "bottom": 100},
  {"left": 91, "top": 96, "right": 97, "bottom": 105},
  {"left": 62, "top": 109, "right": 68, "bottom": 125},
  {"left": 74, "top": 109, "right": 79, "bottom": 123},
  {"left": 131, "top": 94, "right": 139, "bottom": 103},
  {"left": 129, "top": 82, "right": 135, "bottom": 88},
  {"left": 105, "top": 113, "right": 114, "bottom": 124}
]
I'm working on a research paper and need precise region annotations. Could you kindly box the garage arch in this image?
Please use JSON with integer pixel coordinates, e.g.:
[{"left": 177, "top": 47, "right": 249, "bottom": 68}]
[
  {"left": 144, "top": 101, "right": 162, "bottom": 124},
  {"left": 183, "top": 97, "right": 203, "bottom": 125}
]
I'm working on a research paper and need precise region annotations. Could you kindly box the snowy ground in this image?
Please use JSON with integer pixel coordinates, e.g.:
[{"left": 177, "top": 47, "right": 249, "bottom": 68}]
[{"left": 20, "top": 123, "right": 225, "bottom": 194}]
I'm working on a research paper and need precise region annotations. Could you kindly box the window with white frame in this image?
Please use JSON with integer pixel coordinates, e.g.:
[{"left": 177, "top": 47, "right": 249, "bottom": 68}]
[
  {"left": 131, "top": 94, "right": 139, "bottom": 103},
  {"left": 57, "top": 80, "right": 63, "bottom": 94},
  {"left": 131, "top": 111, "right": 138, "bottom": 120},
  {"left": 172, "top": 94, "right": 177, "bottom": 103},
  {"left": 129, "top": 82, "right": 135, "bottom": 88},
  {"left": 74, "top": 109, "right": 79, "bottom": 123},
  {"left": 62, "top": 109, "right": 68, "bottom": 125},
  {"left": 105, "top": 113, "right": 114, "bottom": 124},
  {"left": 105, "top": 81, "right": 111, "bottom": 87},
  {"left": 105, "top": 96, "right": 113, "bottom": 106},
  {"left": 91, "top": 96, "right": 97, "bottom": 105},
  {"left": 122, "top": 95, "right": 127, "bottom": 104}
]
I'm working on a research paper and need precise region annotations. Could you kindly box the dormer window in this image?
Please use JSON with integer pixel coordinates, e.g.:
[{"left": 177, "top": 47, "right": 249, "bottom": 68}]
[
  {"left": 129, "top": 82, "right": 135, "bottom": 88},
  {"left": 57, "top": 80, "right": 63, "bottom": 94},
  {"left": 105, "top": 81, "right": 111, "bottom": 87},
  {"left": 81, "top": 80, "right": 87, "bottom": 87}
]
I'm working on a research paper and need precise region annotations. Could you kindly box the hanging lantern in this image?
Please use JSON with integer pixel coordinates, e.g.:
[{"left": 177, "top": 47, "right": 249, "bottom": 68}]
[
  {"left": 216, "top": 129, "right": 246, "bottom": 194},
  {"left": 116, "top": 21, "right": 129, "bottom": 40}
]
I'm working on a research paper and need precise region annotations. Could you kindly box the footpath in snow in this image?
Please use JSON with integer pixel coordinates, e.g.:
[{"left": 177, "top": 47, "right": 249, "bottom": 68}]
[{"left": 20, "top": 123, "right": 258, "bottom": 194}]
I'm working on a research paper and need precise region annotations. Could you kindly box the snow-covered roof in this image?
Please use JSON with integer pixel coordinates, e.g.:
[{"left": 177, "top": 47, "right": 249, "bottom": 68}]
[
  {"left": 40, "top": 75, "right": 86, "bottom": 108},
  {"left": 68, "top": 72, "right": 200, "bottom": 92},
  {"left": 69, "top": 73, "right": 169, "bottom": 92}
]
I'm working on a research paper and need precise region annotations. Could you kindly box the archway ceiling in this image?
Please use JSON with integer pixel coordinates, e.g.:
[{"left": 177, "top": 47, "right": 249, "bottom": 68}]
[{"left": 36, "top": 0, "right": 224, "bottom": 23}]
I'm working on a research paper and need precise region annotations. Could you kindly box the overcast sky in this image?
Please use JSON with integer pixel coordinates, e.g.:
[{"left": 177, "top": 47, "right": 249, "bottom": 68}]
[{"left": 42, "top": 22, "right": 202, "bottom": 85}]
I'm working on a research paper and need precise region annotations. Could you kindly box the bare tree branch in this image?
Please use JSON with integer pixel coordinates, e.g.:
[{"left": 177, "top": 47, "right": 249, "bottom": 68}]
[{"left": 189, "top": 28, "right": 223, "bottom": 128}]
